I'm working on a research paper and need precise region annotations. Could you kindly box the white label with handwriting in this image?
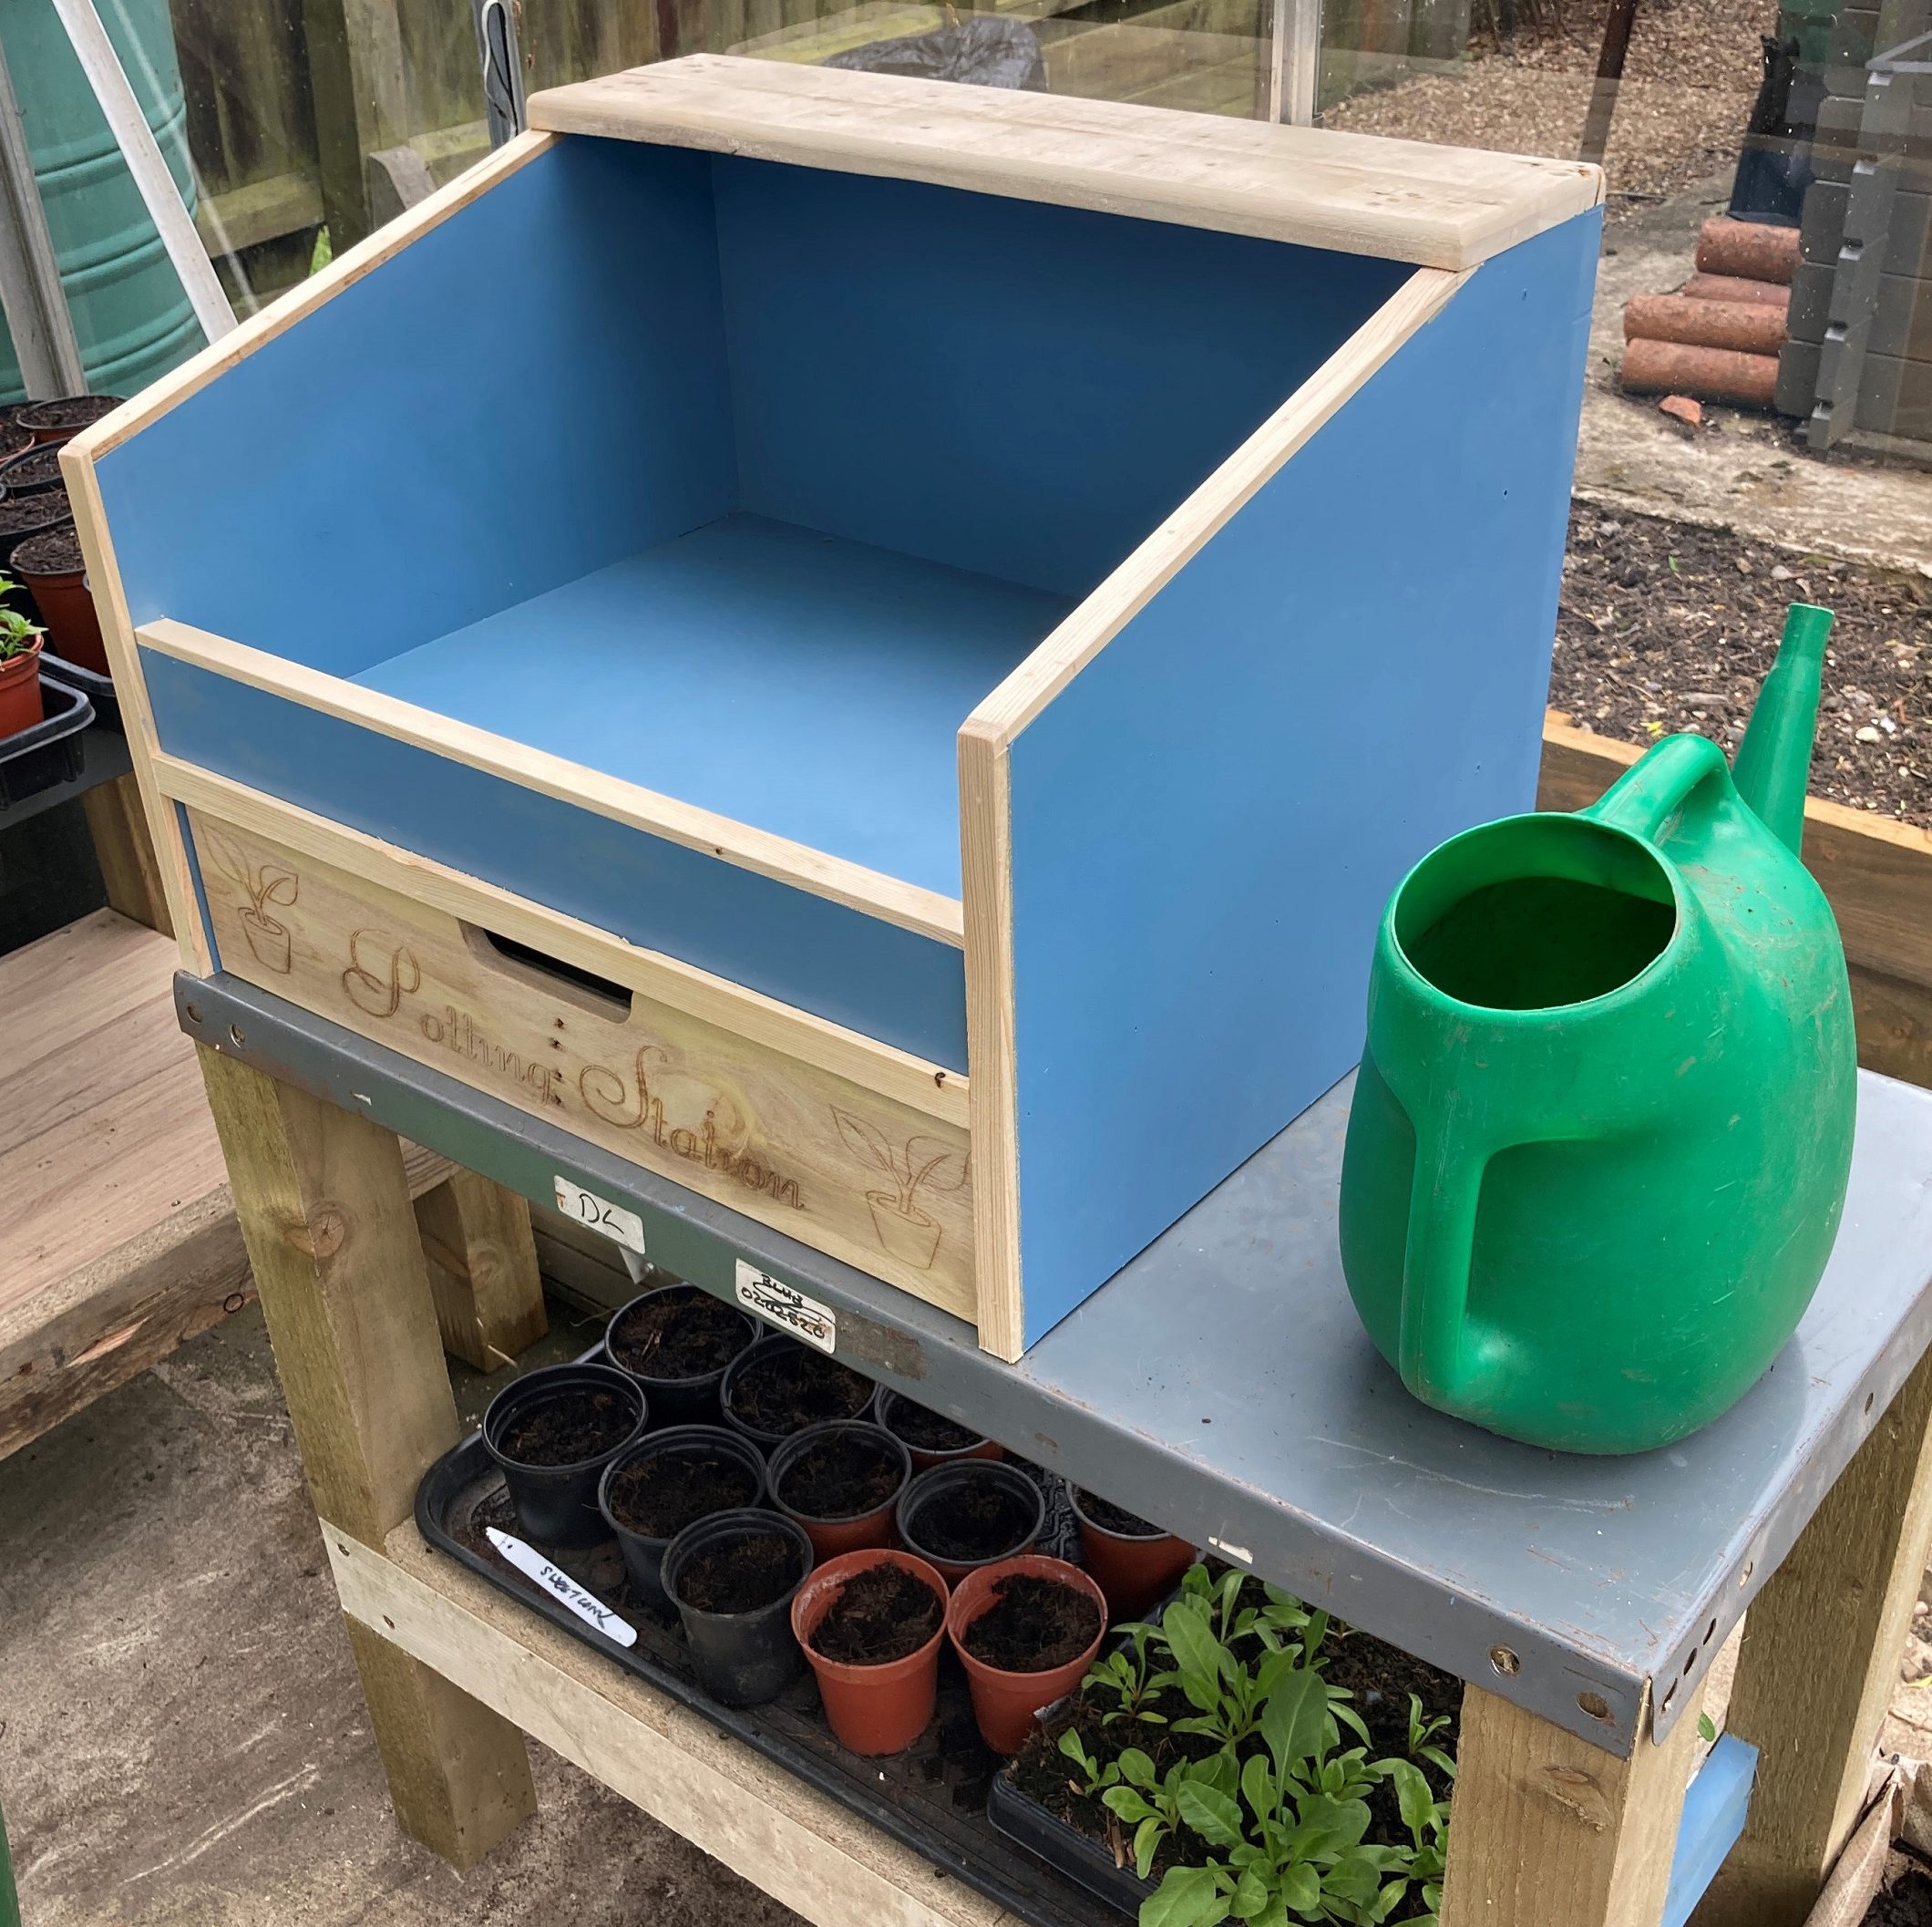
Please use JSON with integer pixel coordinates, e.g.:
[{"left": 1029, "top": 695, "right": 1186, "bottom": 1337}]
[
  {"left": 553, "top": 1176, "right": 646, "bottom": 1255},
  {"left": 735, "top": 1262, "right": 838, "bottom": 1354},
  {"left": 485, "top": 1528, "right": 637, "bottom": 1648}
]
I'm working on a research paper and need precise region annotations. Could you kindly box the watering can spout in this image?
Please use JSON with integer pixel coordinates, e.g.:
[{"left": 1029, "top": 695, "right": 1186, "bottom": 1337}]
[{"left": 1732, "top": 602, "right": 1834, "bottom": 854}]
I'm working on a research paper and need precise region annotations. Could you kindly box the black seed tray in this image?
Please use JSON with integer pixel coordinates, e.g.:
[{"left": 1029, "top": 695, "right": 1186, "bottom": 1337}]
[
  {"left": 40, "top": 652, "right": 118, "bottom": 733},
  {"left": 416, "top": 1427, "right": 1120, "bottom": 1927},
  {"left": 987, "top": 1768, "right": 1151, "bottom": 1918},
  {"left": 0, "top": 673, "right": 91, "bottom": 808}
]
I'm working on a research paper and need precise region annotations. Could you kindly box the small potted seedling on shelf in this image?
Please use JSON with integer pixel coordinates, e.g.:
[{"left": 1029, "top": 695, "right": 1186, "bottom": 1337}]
[{"left": 0, "top": 581, "right": 46, "bottom": 737}]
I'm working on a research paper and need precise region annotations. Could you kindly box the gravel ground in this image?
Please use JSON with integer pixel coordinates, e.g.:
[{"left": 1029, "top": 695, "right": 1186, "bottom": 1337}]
[
  {"left": 1325, "top": 0, "right": 1773, "bottom": 213},
  {"left": 1550, "top": 506, "right": 1932, "bottom": 825}
]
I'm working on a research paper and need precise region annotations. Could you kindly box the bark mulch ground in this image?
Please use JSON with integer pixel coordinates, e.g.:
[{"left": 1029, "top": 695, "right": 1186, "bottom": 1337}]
[{"left": 1550, "top": 506, "right": 1932, "bottom": 828}]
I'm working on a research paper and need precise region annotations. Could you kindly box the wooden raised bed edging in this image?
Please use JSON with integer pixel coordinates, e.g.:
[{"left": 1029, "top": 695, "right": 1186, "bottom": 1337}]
[{"left": 1541, "top": 712, "right": 1932, "bottom": 1092}]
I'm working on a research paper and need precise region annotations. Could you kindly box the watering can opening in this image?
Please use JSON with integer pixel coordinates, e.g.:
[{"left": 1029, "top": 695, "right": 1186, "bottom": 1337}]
[{"left": 1392, "top": 814, "right": 1679, "bottom": 1015}]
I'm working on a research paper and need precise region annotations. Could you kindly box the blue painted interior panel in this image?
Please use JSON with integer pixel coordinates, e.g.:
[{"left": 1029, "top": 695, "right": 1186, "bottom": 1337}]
[
  {"left": 96, "top": 131, "right": 1444, "bottom": 1072},
  {"left": 97, "top": 140, "right": 737, "bottom": 677},
  {"left": 1663, "top": 1736, "right": 1757, "bottom": 1927},
  {"left": 143, "top": 647, "right": 972, "bottom": 1070},
  {"left": 710, "top": 157, "right": 1412, "bottom": 597},
  {"left": 360, "top": 512, "right": 1070, "bottom": 898},
  {"left": 1005, "top": 213, "right": 1602, "bottom": 1345}
]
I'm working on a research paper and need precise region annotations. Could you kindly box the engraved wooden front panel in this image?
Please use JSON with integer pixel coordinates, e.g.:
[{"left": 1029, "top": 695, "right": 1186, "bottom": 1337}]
[{"left": 188, "top": 809, "right": 976, "bottom": 1320}]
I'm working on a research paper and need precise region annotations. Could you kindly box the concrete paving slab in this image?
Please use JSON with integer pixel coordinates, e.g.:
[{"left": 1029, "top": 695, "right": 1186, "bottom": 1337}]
[{"left": 0, "top": 1300, "right": 806, "bottom": 1927}]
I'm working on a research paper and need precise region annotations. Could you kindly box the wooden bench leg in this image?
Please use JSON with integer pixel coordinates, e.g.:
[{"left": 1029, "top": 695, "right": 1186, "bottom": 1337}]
[
  {"left": 81, "top": 772, "right": 173, "bottom": 937},
  {"left": 198, "top": 1045, "right": 536, "bottom": 1870},
  {"left": 1692, "top": 1345, "right": 1932, "bottom": 1927},
  {"left": 414, "top": 1168, "right": 547, "bottom": 1373},
  {"left": 1440, "top": 1678, "right": 1704, "bottom": 1927}
]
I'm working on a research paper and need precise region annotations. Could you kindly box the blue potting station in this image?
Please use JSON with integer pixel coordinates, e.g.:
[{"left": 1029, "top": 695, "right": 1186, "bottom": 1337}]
[
  {"left": 65, "top": 54, "right": 1602, "bottom": 1359},
  {"left": 53, "top": 55, "right": 1932, "bottom": 1927}
]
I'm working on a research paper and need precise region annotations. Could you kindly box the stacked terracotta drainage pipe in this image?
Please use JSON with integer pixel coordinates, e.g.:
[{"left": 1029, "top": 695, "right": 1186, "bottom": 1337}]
[{"left": 1620, "top": 217, "right": 1801, "bottom": 420}]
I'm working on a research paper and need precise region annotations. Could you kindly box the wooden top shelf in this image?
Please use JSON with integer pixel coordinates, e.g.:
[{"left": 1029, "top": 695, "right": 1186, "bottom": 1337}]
[{"left": 527, "top": 54, "right": 1605, "bottom": 271}]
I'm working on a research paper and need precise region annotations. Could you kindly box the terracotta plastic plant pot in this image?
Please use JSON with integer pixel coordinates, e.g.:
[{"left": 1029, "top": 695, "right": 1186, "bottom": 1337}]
[
  {"left": 790, "top": 1548, "right": 950, "bottom": 1755},
  {"left": 482, "top": 1362, "right": 647, "bottom": 1549},
  {"left": 1069, "top": 1487, "right": 1198, "bottom": 1622},
  {"left": 946, "top": 1554, "right": 1108, "bottom": 1756},
  {"left": 720, "top": 1332, "right": 877, "bottom": 1454},
  {"left": 12, "top": 530, "right": 106, "bottom": 675},
  {"left": 16, "top": 395, "right": 122, "bottom": 444},
  {"left": 0, "top": 637, "right": 45, "bottom": 737},
  {"left": 768, "top": 1419, "right": 909, "bottom": 1560},
  {"left": 605, "top": 1277, "right": 757, "bottom": 1428},
  {"left": 598, "top": 1423, "right": 767, "bottom": 1613},
  {"left": 876, "top": 1386, "right": 1002, "bottom": 1471},
  {"left": 662, "top": 1507, "right": 813, "bottom": 1706},
  {"left": 896, "top": 1459, "right": 1043, "bottom": 1586}
]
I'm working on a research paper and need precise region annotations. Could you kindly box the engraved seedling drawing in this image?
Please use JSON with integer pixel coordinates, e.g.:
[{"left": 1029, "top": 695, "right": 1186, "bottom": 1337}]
[
  {"left": 200, "top": 828, "right": 299, "bottom": 974},
  {"left": 830, "top": 1110, "right": 969, "bottom": 1272}
]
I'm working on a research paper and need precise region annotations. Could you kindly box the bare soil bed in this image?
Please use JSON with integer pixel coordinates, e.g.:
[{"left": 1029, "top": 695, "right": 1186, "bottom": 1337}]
[
  {"left": 1551, "top": 506, "right": 1932, "bottom": 826},
  {"left": 1324, "top": 0, "right": 1772, "bottom": 215}
]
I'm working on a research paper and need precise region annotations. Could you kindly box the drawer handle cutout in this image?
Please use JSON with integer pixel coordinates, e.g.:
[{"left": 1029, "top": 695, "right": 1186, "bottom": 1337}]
[{"left": 461, "top": 924, "right": 634, "bottom": 1020}]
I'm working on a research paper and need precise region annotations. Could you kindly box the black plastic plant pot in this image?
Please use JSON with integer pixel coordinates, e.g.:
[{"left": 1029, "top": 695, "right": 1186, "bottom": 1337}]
[
  {"left": 877, "top": 1386, "right": 1001, "bottom": 1470},
  {"left": 598, "top": 1423, "right": 768, "bottom": 1613},
  {"left": 661, "top": 1507, "right": 814, "bottom": 1706},
  {"left": 767, "top": 1419, "right": 911, "bottom": 1561},
  {"left": 896, "top": 1459, "right": 1045, "bottom": 1586},
  {"left": 605, "top": 1280, "right": 758, "bottom": 1428},
  {"left": 481, "top": 1362, "right": 647, "bottom": 1549},
  {"left": 720, "top": 1332, "right": 878, "bottom": 1454}
]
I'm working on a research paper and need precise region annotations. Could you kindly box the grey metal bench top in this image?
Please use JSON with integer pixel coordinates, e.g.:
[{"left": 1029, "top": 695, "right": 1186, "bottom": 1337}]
[{"left": 180, "top": 968, "right": 1932, "bottom": 1754}]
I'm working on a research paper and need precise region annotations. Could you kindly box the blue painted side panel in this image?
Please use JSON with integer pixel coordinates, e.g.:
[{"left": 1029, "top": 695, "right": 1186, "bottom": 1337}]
[
  {"left": 709, "top": 157, "right": 1412, "bottom": 598},
  {"left": 360, "top": 512, "right": 1068, "bottom": 899},
  {"left": 1664, "top": 1736, "right": 1757, "bottom": 1927},
  {"left": 143, "top": 649, "right": 971, "bottom": 1070},
  {"left": 96, "top": 140, "right": 738, "bottom": 677},
  {"left": 1005, "top": 213, "right": 1602, "bottom": 1346}
]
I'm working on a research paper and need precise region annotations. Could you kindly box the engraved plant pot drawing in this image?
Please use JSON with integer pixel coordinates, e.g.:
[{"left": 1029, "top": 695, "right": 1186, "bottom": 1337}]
[
  {"left": 201, "top": 829, "right": 299, "bottom": 975},
  {"left": 831, "top": 1111, "right": 969, "bottom": 1273}
]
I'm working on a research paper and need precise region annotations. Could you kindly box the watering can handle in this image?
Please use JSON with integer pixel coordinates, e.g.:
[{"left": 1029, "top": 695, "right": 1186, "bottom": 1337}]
[
  {"left": 1586, "top": 734, "right": 1732, "bottom": 842},
  {"left": 1396, "top": 1115, "right": 1489, "bottom": 1407}
]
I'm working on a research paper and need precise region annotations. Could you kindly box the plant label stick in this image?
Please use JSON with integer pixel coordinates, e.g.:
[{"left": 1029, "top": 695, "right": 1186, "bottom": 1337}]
[{"left": 485, "top": 1527, "right": 638, "bottom": 1648}]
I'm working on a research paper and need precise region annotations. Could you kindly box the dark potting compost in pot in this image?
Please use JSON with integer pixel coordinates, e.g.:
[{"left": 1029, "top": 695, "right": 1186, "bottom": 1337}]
[
  {"left": 605, "top": 1448, "right": 759, "bottom": 1538},
  {"left": 778, "top": 1430, "right": 902, "bottom": 1517},
  {"left": 610, "top": 1286, "right": 750, "bottom": 1379},
  {"left": 910, "top": 1477, "right": 1037, "bottom": 1561},
  {"left": 0, "top": 495, "right": 68, "bottom": 537},
  {"left": 963, "top": 1575, "right": 1101, "bottom": 1672},
  {"left": 0, "top": 444, "right": 69, "bottom": 492},
  {"left": 1074, "top": 1490, "right": 1159, "bottom": 1536},
  {"left": 677, "top": 1528, "right": 807, "bottom": 1614},
  {"left": 810, "top": 1564, "right": 944, "bottom": 1664},
  {"left": 419, "top": 1431, "right": 1124, "bottom": 1927},
  {"left": 1865, "top": 1870, "right": 1932, "bottom": 1927},
  {"left": 497, "top": 1384, "right": 639, "bottom": 1466},
  {"left": 15, "top": 527, "right": 84, "bottom": 576},
  {"left": 733, "top": 1346, "right": 873, "bottom": 1433},
  {"left": 17, "top": 394, "right": 123, "bottom": 435},
  {"left": 887, "top": 1398, "right": 983, "bottom": 1454}
]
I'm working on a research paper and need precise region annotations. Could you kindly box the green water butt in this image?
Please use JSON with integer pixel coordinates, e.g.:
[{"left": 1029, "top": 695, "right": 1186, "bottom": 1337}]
[{"left": 0, "top": 0, "right": 205, "bottom": 403}]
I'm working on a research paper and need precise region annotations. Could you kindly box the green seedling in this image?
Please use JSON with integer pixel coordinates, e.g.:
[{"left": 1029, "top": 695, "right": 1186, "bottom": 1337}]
[
  {"left": 1085, "top": 1623, "right": 1176, "bottom": 1727},
  {"left": 1404, "top": 1695, "right": 1456, "bottom": 1780},
  {"left": 0, "top": 581, "right": 44, "bottom": 661},
  {"left": 1061, "top": 1727, "right": 1125, "bottom": 1798},
  {"left": 1103, "top": 1750, "right": 1238, "bottom": 1881}
]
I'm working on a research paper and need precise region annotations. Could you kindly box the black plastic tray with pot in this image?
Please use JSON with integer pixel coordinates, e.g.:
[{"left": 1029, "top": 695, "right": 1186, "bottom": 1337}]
[
  {"left": 0, "top": 673, "right": 91, "bottom": 808},
  {"left": 416, "top": 1405, "right": 1115, "bottom": 1927},
  {"left": 987, "top": 1761, "right": 1153, "bottom": 1918}
]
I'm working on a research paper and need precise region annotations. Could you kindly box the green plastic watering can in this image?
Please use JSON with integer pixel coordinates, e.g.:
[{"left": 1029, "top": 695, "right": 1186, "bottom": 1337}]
[{"left": 1339, "top": 605, "right": 1857, "bottom": 1455}]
